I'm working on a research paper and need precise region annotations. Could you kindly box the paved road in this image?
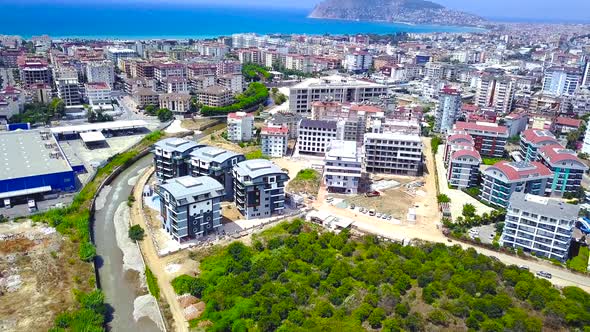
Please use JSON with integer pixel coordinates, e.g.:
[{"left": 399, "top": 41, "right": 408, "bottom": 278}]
[{"left": 93, "top": 154, "right": 161, "bottom": 332}]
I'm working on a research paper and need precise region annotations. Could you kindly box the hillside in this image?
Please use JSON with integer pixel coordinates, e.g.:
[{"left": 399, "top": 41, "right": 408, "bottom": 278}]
[
  {"left": 309, "top": 0, "right": 486, "bottom": 26},
  {"left": 172, "top": 220, "right": 590, "bottom": 331}
]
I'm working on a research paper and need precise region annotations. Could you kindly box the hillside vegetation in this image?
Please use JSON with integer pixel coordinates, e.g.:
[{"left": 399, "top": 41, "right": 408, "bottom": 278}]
[{"left": 172, "top": 220, "right": 590, "bottom": 332}]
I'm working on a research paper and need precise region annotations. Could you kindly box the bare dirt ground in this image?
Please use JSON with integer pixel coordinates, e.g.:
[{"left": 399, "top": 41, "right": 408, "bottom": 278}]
[
  {"left": 181, "top": 118, "right": 221, "bottom": 132},
  {"left": 0, "top": 221, "right": 94, "bottom": 332},
  {"left": 313, "top": 137, "right": 444, "bottom": 243},
  {"left": 335, "top": 176, "right": 416, "bottom": 220}
]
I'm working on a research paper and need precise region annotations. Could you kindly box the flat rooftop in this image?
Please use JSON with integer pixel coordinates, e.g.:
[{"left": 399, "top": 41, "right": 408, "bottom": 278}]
[
  {"left": 0, "top": 130, "right": 73, "bottom": 181},
  {"left": 326, "top": 140, "right": 359, "bottom": 160},
  {"left": 510, "top": 192, "right": 579, "bottom": 221},
  {"left": 291, "top": 75, "right": 386, "bottom": 89},
  {"left": 51, "top": 120, "right": 148, "bottom": 135}
]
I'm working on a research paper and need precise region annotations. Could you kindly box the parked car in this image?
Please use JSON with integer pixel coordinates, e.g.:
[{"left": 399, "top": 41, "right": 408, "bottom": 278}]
[
  {"left": 369, "top": 209, "right": 376, "bottom": 216},
  {"left": 349, "top": 204, "right": 356, "bottom": 210},
  {"left": 387, "top": 215, "right": 392, "bottom": 220},
  {"left": 376, "top": 213, "right": 382, "bottom": 218},
  {"left": 365, "top": 191, "right": 381, "bottom": 197},
  {"left": 537, "top": 271, "right": 552, "bottom": 279},
  {"left": 518, "top": 265, "right": 529, "bottom": 270},
  {"left": 381, "top": 214, "right": 388, "bottom": 219}
]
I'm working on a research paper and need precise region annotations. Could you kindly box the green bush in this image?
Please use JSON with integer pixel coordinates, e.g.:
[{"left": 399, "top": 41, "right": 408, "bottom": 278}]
[
  {"left": 431, "top": 136, "right": 442, "bottom": 154},
  {"left": 78, "top": 242, "right": 96, "bottom": 262},
  {"left": 437, "top": 194, "right": 451, "bottom": 203},
  {"left": 201, "top": 82, "right": 269, "bottom": 116},
  {"left": 171, "top": 274, "right": 206, "bottom": 297},
  {"left": 145, "top": 267, "right": 160, "bottom": 298},
  {"left": 128, "top": 225, "right": 145, "bottom": 241}
]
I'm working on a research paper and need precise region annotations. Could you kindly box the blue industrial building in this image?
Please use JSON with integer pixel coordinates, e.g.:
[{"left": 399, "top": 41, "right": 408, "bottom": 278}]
[{"left": 0, "top": 130, "right": 76, "bottom": 207}]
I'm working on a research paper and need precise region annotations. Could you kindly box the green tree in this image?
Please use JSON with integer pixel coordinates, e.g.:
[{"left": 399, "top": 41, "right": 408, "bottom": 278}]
[
  {"left": 156, "top": 108, "right": 173, "bottom": 122},
  {"left": 368, "top": 307, "right": 386, "bottom": 328},
  {"left": 128, "top": 225, "right": 145, "bottom": 241},
  {"left": 462, "top": 204, "right": 476, "bottom": 218}
]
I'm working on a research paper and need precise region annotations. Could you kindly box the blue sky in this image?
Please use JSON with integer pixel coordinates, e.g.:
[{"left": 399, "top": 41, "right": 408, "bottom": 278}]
[{"left": 6, "top": 0, "right": 590, "bottom": 22}]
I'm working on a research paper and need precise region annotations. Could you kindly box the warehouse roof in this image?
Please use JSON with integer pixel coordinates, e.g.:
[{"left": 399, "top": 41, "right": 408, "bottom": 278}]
[
  {"left": 0, "top": 130, "right": 73, "bottom": 181},
  {"left": 50, "top": 120, "right": 148, "bottom": 134}
]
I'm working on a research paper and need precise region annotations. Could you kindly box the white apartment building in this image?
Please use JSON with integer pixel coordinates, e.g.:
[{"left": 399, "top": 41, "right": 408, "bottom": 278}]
[
  {"left": 261, "top": 125, "right": 289, "bottom": 158},
  {"left": 85, "top": 82, "right": 111, "bottom": 106},
  {"left": 56, "top": 76, "right": 81, "bottom": 107},
  {"left": 434, "top": 87, "right": 461, "bottom": 133},
  {"left": 189, "top": 74, "right": 216, "bottom": 92},
  {"left": 362, "top": 132, "right": 423, "bottom": 176},
  {"left": 474, "top": 73, "right": 516, "bottom": 114},
  {"left": 227, "top": 112, "right": 254, "bottom": 142},
  {"left": 500, "top": 192, "right": 579, "bottom": 262},
  {"left": 344, "top": 52, "right": 373, "bottom": 73},
  {"left": 196, "top": 85, "right": 234, "bottom": 107},
  {"left": 323, "top": 140, "right": 362, "bottom": 194},
  {"left": 105, "top": 48, "right": 136, "bottom": 68},
  {"left": 159, "top": 93, "right": 191, "bottom": 115},
  {"left": 217, "top": 73, "right": 244, "bottom": 94},
  {"left": 542, "top": 66, "right": 582, "bottom": 96},
  {"left": 165, "top": 76, "right": 189, "bottom": 94},
  {"left": 289, "top": 75, "right": 387, "bottom": 115},
  {"left": 297, "top": 119, "right": 339, "bottom": 156},
  {"left": 285, "top": 55, "right": 312, "bottom": 74},
  {"left": 85, "top": 60, "right": 115, "bottom": 87}
]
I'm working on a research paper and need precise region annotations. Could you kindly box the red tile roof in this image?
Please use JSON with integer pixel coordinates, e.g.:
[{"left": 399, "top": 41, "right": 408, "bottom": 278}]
[
  {"left": 451, "top": 148, "right": 481, "bottom": 161},
  {"left": 454, "top": 121, "right": 508, "bottom": 135},
  {"left": 262, "top": 126, "right": 288, "bottom": 134},
  {"left": 228, "top": 112, "right": 253, "bottom": 119},
  {"left": 489, "top": 161, "right": 552, "bottom": 181},
  {"left": 539, "top": 145, "right": 586, "bottom": 166},
  {"left": 447, "top": 133, "right": 474, "bottom": 144},
  {"left": 555, "top": 117, "right": 582, "bottom": 128}
]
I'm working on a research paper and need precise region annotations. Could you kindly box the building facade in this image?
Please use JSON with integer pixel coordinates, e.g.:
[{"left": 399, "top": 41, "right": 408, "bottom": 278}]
[
  {"left": 323, "top": 140, "right": 362, "bottom": 194},
  {"left": 190, "top": 146, "right": 245, "bottom": 201},
  {"left": 447, "top": 147, "right": 481, "bottom": 189},
  {"left": 261, "top": 125, "right": 289, "bottom": 158},
  {"left": 227, "top": 112, "right": 254, "bottom": 142},
  {"left": 480, "top": 161, "right": 553, "bottom": 208},
  {"left": 289, "top": 75, "right": 387, "bottom": 115},
  {"left": 362, "top": 132, "right": 423, "bottom": 176},
  {"left": 500, "top": 192, "right": 579, "bottom": 261},
  {"left": 233, "top": 159, "right": 289, "bottom": 219},
  {"left": 519, "top": 129, "right": 559, "bottom": 162},
  {"left": 157, "top": 176, "right": 224, "bottom": 242},
  {"left": 434, "top": 87, "right": 461, "bottom": 133},
  {"left": 153, "top": 138, "right": 202, "bottom": 181},
  {"left": 539, "top": 145, "right": 588, "bottom": 197},
  {"left": 297, "top": 119, "right": 338, "bottom": 156},
  {"left": 453, "top": 121, "right": 508, "bottom": 158}
]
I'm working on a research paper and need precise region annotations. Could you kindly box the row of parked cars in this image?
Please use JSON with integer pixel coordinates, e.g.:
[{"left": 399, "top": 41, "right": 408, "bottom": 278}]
[{"left": 349, "top": 204, "right": 393, "bottom": 221}]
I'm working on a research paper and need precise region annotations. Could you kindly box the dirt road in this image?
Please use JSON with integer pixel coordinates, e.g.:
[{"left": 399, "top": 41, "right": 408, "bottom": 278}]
[{"left": 130, "top": 167, "right": 189, "bottom": 332}]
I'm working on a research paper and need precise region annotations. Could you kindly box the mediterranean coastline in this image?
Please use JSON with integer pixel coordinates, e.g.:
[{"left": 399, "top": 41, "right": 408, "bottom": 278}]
[{"left": 0, "top": 3, "right": 479, "bottom": 39}]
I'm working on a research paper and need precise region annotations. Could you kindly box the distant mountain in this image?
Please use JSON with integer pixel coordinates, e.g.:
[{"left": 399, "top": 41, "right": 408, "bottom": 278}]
[{"left": 309, "top": 0, "right": 487, "bottom": 26}]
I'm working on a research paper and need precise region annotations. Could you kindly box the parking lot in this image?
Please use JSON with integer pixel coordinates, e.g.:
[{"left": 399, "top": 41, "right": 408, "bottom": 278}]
[{"left": 468, "top": 224, "right": 497, "bottom": 244}]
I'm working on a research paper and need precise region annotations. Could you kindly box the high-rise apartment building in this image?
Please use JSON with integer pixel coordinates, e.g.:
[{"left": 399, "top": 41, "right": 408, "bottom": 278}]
[
  {"left": 500, "top": 192, "right": 579, "bottom": 261},
  {"left": 323, "top": 140, "right": 362, "bottom": 194},
  {"left": 289, "top": 75, "right": 387, "bottom": 115},
  {"left": 542, "top": 66, "right": 582, "bottom": 96},
  {"left": 362, "top": 132, "right": 423, "bottom": 176},
  {"left": 157, "top": 176, "right": 224, "bottom": 242},
  {"left": 434, "top": 87, "right": 461, "bottom": 133}
]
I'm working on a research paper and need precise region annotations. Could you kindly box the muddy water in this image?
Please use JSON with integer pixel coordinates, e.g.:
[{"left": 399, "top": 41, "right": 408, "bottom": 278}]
[{"left": 93, "top": 155, "right": 161, "bottom": 332}]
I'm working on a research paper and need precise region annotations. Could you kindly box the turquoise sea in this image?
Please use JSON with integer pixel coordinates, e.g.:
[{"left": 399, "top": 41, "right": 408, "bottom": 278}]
[{"left": 0, "top": 3, "right": 477, "bottom": 39}]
